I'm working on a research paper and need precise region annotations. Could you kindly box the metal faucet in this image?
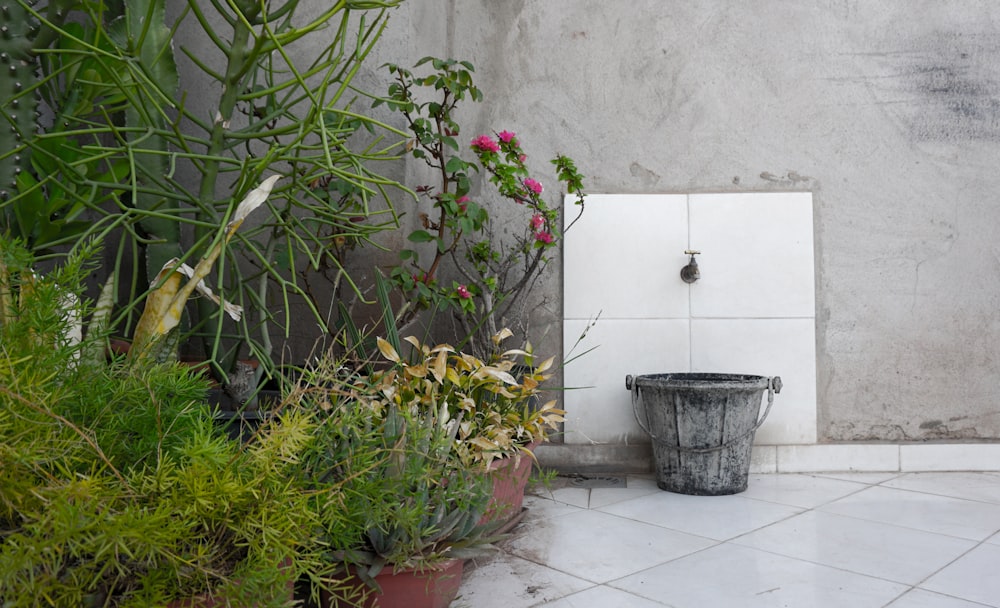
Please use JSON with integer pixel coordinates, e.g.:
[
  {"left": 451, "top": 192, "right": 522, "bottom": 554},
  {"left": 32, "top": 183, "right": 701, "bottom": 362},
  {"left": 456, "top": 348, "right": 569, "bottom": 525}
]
[{"left": 680, "top": 250, "right": 700, "bottom": 283}]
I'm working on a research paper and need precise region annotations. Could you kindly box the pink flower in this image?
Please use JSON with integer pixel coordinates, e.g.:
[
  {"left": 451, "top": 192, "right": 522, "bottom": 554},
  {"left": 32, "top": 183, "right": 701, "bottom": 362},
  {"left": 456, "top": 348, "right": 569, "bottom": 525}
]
[
  {"left": 524, "top": 178, "right": 543, "bottom": 195},
  {"left": 530, "top": 213, "right": 545, "bottom": 231},
  {"left": 534, "top": 231, "right": 554, "bottom": 244},
  {"left": 518, "top": 154, "right": 527, "bottom": 163},
  {"left": 498, "top": 130, "right": 516, "bottom": 143},
  {"left": 456, "top": 195, "right": 469, "bottom": 212},
  {"left": 471, "top": 135, "right": 500, "bottom": 153},
  {"left": 456, "top": 284, "right": 472, "bottom": 299}
]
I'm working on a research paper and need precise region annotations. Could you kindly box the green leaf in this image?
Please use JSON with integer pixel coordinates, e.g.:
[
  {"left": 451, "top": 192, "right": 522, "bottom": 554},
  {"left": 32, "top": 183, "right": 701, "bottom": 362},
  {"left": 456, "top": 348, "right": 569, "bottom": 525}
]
[
  {"left": 408, "top": 230, "right": 435, "bottom": 243},
  {"left": 444, "top": 156, "right": 466, "bottom": 173}
]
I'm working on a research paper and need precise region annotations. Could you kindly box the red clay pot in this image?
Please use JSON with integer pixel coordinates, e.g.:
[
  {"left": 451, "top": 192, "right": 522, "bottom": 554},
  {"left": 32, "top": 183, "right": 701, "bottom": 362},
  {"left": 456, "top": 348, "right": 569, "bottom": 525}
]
[
  {"left": 321, "top": 558, "right": 464, "bottom": 608},
  {"left": 479, "top": 444, "right": 537, "bottom": 529}
]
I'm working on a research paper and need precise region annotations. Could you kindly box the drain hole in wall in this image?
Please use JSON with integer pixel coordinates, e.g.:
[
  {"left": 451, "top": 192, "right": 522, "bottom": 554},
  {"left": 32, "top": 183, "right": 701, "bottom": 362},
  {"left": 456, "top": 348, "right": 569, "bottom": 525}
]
[{"left": 567, "top": 475, "right": 625, "bottom": 489}]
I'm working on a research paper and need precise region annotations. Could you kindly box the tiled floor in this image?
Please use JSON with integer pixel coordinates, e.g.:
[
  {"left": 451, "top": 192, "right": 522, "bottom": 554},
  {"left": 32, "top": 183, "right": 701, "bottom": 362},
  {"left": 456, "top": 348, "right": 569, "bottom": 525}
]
[{"left": 455, "top": 472, "right": 1000, "bottom": 607}]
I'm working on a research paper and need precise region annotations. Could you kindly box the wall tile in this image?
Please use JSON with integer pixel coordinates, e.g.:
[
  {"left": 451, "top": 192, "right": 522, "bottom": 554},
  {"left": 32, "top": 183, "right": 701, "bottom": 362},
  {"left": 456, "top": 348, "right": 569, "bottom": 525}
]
[
  {"left": 689, "top": 192, "right": 815, "bottom": 318},
  {"left": 563, "top": 318, "right": 689, "bottom": 445},
  {"left": 691, "top": 318, "right": 817, "bottom": 444},
  {"left": 900, "top": 444, "right": 1000, "bottom": 471},
  {"left": 563, "top": 194, "right": 689, "bottom": 320},
  {"left": 777, "top": 445, "right": 900, "bottom": 472}
]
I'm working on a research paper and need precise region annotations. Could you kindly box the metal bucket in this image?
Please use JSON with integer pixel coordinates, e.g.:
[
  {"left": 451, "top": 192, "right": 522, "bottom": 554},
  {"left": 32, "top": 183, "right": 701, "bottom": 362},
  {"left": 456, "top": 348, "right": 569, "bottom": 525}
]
[{"left": 625, "top": 373, "right": 781, "bottom": 495}]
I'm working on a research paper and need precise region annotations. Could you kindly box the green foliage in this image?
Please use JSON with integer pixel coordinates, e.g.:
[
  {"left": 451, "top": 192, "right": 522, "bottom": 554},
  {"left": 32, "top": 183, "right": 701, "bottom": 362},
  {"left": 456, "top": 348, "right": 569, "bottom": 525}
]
[
  {"left": 0, "top": 0, "right": 409, "bottom": 377},
  {"left": 376, "top": 56, "right": 587, "bottom": 357},
  {"left": 292, "top": 352, "right": 497, "bottom": 601},
  {"left": 0, "top": 238, "right": 322, "bottom": 606},
  {"left": 371, "top": 330, "right": 565, "bottom": 467}
]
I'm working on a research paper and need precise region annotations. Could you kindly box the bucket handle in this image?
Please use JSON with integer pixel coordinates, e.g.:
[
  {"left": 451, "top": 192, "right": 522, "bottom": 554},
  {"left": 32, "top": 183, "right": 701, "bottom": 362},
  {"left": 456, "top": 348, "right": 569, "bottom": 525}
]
[{"left": 626, "top": 375, "right": 783, "bottom": 454}]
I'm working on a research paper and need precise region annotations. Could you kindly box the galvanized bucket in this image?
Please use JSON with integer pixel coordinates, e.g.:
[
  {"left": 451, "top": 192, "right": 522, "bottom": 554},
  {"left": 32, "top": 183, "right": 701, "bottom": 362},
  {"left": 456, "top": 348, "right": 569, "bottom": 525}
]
[{"left": 626, "top": 373, "right": 781, "bottom": 496}]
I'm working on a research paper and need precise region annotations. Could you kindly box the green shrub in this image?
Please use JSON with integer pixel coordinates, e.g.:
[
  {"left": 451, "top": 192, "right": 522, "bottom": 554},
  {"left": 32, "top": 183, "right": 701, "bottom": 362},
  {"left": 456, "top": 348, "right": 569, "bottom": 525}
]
[{"left": 0, "top": 238, "right": 320, "bottom": 606}]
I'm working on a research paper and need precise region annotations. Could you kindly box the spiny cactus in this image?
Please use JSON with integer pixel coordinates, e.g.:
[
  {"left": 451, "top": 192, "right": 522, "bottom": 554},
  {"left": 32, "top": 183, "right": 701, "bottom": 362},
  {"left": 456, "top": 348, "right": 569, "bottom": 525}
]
[{"left": 0, "top": 1, "right": 41, "bottom": 202}]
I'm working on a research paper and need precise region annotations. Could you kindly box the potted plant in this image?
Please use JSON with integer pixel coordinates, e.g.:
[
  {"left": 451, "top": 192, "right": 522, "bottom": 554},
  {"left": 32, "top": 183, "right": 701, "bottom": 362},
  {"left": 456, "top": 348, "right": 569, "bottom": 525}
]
[
  {"left": 374, "top": 57, "right": 587, "bottom": 359},
  {"left": 0, "top": 0, "right": 408, "bottom": 387},
  {"left": 0, "top": 237, "right": 322, "bottom": 607},
  {"left": 370, "top": 331, "right": 564, "bottom": 528},
  {"left": 291, "top": 354, "right": 497, "bottom": 608}
]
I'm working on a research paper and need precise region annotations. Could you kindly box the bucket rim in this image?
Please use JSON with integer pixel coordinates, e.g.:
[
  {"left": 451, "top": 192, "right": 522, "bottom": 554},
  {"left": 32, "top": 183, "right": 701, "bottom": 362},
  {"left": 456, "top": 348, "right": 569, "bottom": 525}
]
[{"left": 628, "top": 372, "right": 771, "bottom": 390}]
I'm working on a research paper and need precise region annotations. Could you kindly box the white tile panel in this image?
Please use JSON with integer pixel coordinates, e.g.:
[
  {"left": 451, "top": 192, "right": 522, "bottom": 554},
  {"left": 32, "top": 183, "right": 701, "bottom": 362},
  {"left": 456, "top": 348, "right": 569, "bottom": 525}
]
[
  {"left": 563, "top": 194, "right": 689, "bottom": 320},
  {"left": 562, "top": 318, "right": 689, "bottom": 445},
  {"left": 691, "top": 318, "right": 818, "bottom": 444},
  {"left": 689, "top": 192, "right": 815, "bottom": 318}
]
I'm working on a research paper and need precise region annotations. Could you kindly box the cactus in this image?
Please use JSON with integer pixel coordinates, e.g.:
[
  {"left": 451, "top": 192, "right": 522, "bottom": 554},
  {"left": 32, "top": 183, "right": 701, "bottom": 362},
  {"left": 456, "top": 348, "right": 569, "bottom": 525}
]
[
  {"left": 0, "top": 0, "right": 87, "bottom": 250},
  {"left": 0, "top": 1, "right": 41, "bottom": 203}
]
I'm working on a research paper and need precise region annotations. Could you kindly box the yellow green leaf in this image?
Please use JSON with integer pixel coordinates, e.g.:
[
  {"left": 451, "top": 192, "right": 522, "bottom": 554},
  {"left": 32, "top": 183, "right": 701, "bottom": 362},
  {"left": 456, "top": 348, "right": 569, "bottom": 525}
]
[{"left": 377, "top": 337, "right": 400, "bottom": 363}]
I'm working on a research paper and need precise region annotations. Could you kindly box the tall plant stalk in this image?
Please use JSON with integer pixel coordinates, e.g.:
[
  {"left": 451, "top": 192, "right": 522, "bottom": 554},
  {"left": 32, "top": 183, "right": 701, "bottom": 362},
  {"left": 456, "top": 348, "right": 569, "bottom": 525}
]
[{"left": 0, "top": 0, "right": 409, "bottom": 377}]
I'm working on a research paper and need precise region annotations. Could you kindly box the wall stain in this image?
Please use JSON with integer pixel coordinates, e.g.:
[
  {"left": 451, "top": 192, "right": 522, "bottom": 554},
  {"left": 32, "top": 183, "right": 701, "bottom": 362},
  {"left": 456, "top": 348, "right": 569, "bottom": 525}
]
[{"left": 878, "top": 31, "right": 1000, "bottom": 142}]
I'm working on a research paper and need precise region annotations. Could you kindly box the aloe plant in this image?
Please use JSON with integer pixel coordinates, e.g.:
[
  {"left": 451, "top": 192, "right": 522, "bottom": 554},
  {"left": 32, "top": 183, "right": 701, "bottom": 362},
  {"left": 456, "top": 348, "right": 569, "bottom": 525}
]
[{"left": 0, "top": 0, "right": 409, "bottom": 379}]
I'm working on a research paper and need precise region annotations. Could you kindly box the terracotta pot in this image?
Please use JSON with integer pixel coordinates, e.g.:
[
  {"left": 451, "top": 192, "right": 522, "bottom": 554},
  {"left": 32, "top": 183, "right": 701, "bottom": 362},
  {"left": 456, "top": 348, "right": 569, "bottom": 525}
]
[
  {"left": 479, "top": 444, "right": 537, "bottom": 529},
  {"left": 321, "top": 559, "right": 464, "bottom": 608}
]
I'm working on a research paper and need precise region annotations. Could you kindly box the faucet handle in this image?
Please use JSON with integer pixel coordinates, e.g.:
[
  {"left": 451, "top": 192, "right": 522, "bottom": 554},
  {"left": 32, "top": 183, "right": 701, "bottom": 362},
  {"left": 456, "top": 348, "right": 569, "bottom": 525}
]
[{"left": 684, "top": 249, "right": 701, "bottom": 256}]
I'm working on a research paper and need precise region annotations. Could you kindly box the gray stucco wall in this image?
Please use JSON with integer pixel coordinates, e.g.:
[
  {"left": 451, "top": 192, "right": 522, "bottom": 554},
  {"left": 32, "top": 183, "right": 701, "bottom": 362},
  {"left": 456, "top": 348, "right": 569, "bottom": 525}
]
[{"left": 384, "top": 1, "right": 1000, "bottom": 442}]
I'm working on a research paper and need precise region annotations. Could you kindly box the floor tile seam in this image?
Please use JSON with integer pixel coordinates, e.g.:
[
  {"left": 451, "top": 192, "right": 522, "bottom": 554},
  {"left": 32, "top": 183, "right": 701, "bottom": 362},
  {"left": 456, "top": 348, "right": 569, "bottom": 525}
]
[
  {"left": 904, "top": 535, "right": 1000, "bottom": 605},
  {"left": 582, "top": 500, "right": 755, "bottom": 543},
  {"left": 497, "top": 544, "right": 609, "bottom": 587},
  {"left": 737, "top": 478, "right": 873, "bottom": 510},
  {"left": 599, "top": 540, "right": 728, "bottom": 589},
  {"left": 882, "top": 486, "right": 1000, "bottom": 507},
  {"left": 806, "top": 503, "right": 1000, "bottom": 544},
  {"left": 720, "top": 538, "right": 924, "bottom": 588},
  {"left": 567, "top": 583, "right": 681, "bottom": 608}
]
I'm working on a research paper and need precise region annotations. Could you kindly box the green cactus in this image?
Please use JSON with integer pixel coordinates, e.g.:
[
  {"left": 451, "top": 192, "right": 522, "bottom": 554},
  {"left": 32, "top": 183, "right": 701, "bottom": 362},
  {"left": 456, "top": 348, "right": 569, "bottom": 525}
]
[{"left": 0, "top": 1, "right": 75, "bottom": 204}]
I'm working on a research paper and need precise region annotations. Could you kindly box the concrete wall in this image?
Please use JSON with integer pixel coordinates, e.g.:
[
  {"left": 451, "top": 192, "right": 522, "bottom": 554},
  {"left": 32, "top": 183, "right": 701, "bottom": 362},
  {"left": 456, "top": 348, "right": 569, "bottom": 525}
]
[
  {"left": 170, "top": 1, "right": 1000, "bottom": 451},
  {"left": 385, "top": 1, "right": 1000, "bottom": 444}
]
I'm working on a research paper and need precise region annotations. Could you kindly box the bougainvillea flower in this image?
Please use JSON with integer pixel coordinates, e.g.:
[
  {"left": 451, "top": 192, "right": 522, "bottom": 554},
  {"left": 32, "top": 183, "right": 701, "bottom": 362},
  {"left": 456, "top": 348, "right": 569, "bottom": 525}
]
[
  {"left": 530, "top": 213, "right": 545, "bottom": 231},
  {"left": 498, "top": 130, "right": 516, "bottom": 143},
  {"left": 471, "top": 135, "right": 500, "bottom": 153},
  {"left": 524, "top": 178, "right": 543, "bottom": 194},
  {"left": 534, "top": 231, "right": 554, "bottom": 244},
  {"left": 457, "top": 284, "right": 472, "bottom": 299}
]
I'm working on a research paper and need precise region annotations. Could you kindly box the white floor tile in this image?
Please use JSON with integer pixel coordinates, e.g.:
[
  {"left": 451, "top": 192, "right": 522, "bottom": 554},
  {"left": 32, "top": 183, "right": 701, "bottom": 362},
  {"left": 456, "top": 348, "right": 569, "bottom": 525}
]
[
  {"left": 539, "top": 585, "right": 671, "bottom": 607},
  {"left": 461, "top": 473, "right": 1000, "bottom": 606},
  {"left": 503, "top": 508, "right": 715, "bottom": 584},
  {"left": 819, "top": 485, "right": 1000, "bottom": 541},
  {"left": 588, "top": 486, "right": 661, "bottom": 510},
  {"left": 455, "top": 552, "right": 594, "bottom": 608},
  {"left": 733, "top": 510, "right": 977, "bottom": 585},
  {"left": 626, "top": 475, "right": 659, "bottom": 489},
  {"left": 815, "top": 472, "right": 903, "bottom": 485},
  {"left": 921, "top": 543, "right": 1000, "bottom": 607},
  {"left": 522, "top": 495, "right": 585, "bottom": 519},
  {"left": 549, "top": 487, "right": 591, "bottom": 509},
  {"left": 597, "top": 491, "right": 802, "bottom": 541},
  {"left": 883, "top": 472, "right": 1000, "bottom": 505},
  {"left": 886, "top": 588, "right": 995, "bottom": 608},
  {"left": 611, "top": 543, "right": 907, "bottom": 608},
  {"left": 741, "top": 473, "right": 868, "bottom": 508}
]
